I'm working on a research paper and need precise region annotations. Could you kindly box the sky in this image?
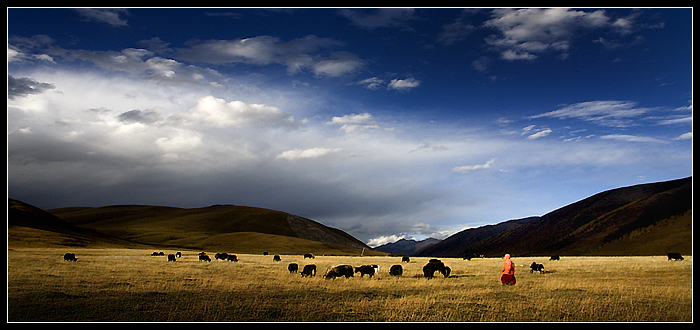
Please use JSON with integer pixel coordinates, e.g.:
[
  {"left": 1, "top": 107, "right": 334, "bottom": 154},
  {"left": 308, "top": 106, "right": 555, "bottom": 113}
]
[{"left": 7, "top": 8, "right": 693, "bottom": 246}]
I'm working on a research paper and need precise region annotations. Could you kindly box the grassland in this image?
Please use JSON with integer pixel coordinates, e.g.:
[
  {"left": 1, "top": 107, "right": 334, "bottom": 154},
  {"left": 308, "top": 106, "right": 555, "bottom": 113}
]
[{"left": 7, "top": 248, "right": 692, "bottom": 322}]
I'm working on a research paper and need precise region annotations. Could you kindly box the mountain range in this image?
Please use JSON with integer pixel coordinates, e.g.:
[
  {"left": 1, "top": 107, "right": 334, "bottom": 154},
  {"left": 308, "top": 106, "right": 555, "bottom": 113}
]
[
  {"left": 374, "top": 237, "right": 441, "bottom": 256},
  {"left": 8, "top": 176, "right": 691, "bottom": 257},
  {"left": 417, "top": 176, "right": 692, "bottom": 257},
  {"left": 8, "top": 200, "right": 376, "bottom": 255}
]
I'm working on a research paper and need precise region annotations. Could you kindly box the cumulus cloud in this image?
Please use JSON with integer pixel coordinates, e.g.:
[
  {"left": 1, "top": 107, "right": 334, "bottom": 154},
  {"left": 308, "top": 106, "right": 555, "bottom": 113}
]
[
  {"left": 177, "top": 35, "right": 364, "bottom": 77},
  {"left": 356, "top": 77, "right": 385, "bottom": 90},
  {"left": 174, "top": 95, "right": 298, "bottom": 128},
  {"left": 311, "top": 51, "right": 365, "bottom": 77},
  {"left": 74, "top": 8, "right": 129, "bottom": 27},
  {"left": 326, "top": 113, "right": 379, "bottom": 133},
  {"left": 484, "top": 8, "right": 613, "bottom": 60},
  {"left": 388, "top": 78, "right": 420, "bottom": 91}
]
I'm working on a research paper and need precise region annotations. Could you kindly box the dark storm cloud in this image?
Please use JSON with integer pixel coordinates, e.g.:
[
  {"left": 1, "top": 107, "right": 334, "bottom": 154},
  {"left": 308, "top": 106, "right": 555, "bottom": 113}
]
[{"left": 7, "top": 75, "right": 54, "bottom": 100}]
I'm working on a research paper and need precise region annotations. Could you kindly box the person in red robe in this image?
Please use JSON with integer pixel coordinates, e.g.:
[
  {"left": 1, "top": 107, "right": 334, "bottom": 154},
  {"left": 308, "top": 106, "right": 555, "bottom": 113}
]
[{"left": 501, "top": 254, "right": 516, "bottom": 285}]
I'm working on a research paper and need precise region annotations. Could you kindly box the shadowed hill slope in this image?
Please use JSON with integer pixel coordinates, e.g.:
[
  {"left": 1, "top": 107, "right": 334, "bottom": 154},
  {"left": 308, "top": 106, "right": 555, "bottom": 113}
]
[
  {"left": 417, "top": 177, "right": 692, "bottom": 257},
  {"left": 46, "top": 203, "right": 371, "bottom": 254}
]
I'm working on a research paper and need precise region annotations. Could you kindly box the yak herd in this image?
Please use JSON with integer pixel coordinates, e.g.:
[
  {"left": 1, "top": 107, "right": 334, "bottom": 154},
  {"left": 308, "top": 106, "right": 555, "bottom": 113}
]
[{"left": 62, "top": 252, "right": 687, "bottom": 279}]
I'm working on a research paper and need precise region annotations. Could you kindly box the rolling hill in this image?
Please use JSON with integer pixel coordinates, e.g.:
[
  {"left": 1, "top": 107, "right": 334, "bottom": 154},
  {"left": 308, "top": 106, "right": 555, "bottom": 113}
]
[
  {"left": 417, "top": 177, "right": 692, "bottom": 257},
  {"left": 8, "top": 200, "right": 378, "bottom": 255}
]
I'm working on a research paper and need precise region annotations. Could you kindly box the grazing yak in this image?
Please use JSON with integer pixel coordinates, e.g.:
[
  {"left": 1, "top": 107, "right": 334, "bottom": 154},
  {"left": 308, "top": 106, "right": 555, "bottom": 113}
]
[
  {"left": 167, "top": 254, "right": 176, "bottom": 262},
  {"left": 288, "top": 263, "right": 299, "bottom": 273},
  {"left": 530, "top": 262, "right": 545, "bottom": 273},
  {"left": 151, "top": 251, "right": 165, "bottom": 256},
  {"left": 63, "top": 253, "right": 77, "bottom": 261},
  {"left": 227, "top": 255, "right": 239, "bottom": 262},
  {"left": 668, "top": 253, "right": 684, "bottom": 261},
  {"left": 402, "top": 256, "right": 410, "bottom": 263},
  {"left": 304, "top": 253, "right": 315, "bottom": 259},
  {"left": 301, "top": 264, "right": 317, "bottom": 277},
  {"left": 389, "top": 265, "right": 403, "bottom": 276},
  {"left": 423, "top": 259, "right": 451, "bottom": 278},
  {"left": 273, "top": 255, "right": 281, "bottom": 262},
  {"left": 324, "top": 265, "right": 354, "bottom": 279},
  {"left": 354, "top": 265, "right": 377, "bottom": 278},
  {"left": 549, "top": 255, "right": 560, "bottom": 261},
  {"left": 198, "top": 253, "right": 211, "bottom": 262},
  {"left": 215, "top": 253, "right": 229, "bottom": 260}
]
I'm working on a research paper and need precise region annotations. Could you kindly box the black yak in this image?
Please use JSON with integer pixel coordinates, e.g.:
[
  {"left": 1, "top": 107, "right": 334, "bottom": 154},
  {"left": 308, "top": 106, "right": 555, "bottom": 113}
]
[
  {"left": 324, "top": 265, "right": 354, "bottom": 279},
  {"left": 301, "top": 264, "right": 317, "bottom": 277},
  {"left": 354, "top": 265, "right": 376, "bottom": 278},
  {"left": 389, "top": 264, "right": 403, "bottom": 276},
  {"left": 288, "top": 263, "right": 299, "bottom": 273},
  {"left": 530, "top": 262, "right": 544, "bottom": 273},
  {"left": 423, "top": 259, "right": 450, "bottom": 278}
]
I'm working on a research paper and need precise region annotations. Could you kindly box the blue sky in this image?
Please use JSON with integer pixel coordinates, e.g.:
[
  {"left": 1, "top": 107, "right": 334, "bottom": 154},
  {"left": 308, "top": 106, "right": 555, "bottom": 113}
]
[{"left": 7, "top": 8, "right": 692, "bottom": 246}]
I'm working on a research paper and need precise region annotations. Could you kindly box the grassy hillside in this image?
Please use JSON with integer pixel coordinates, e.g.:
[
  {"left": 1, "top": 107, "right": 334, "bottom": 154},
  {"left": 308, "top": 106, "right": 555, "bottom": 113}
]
[{"left": 9, "top": 199, "right": 381, "bottom": 255}]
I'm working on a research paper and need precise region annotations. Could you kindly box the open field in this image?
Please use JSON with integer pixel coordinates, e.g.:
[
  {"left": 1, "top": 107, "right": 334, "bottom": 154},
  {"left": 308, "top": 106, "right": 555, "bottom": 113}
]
[{"left": 8, "top": 248, "right": 692, "bottom": 322}]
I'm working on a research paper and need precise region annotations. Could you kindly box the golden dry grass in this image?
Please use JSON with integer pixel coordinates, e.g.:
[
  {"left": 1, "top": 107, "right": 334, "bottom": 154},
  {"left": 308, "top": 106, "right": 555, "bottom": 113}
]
[{"left": 7, "top": 248, "right": 692, "bottom": 322}]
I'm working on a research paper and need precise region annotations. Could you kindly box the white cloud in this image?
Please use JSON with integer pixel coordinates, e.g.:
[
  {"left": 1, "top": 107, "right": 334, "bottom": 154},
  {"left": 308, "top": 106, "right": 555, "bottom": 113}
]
[
  {"left": 600, "top": 134, "right": 668, "bottom": 143},
  {"left": 74, "top": 8, "right": 129, "bottom": 27},
  {"left": 356, "top": 77, "right": 384, "bottom": 90},
  {"left": 529, "top": 100, "right": 655, "bottom": 127},
  {"left": 175, "top": 95, "right": 298, "bottom": 128},
  {"left": 453, "top": 158, "right": 496, "bottom": 173},
  {"left": 339, "top": 8, "right": 417, "bottom": 30},
  {"left": 311, "top": 51, "right": 365, "bottom": 77},
  {"left": 484, "top": 8, "right": 613, "bottom": 60},
  {"left": 276, "top": 147, "right": 342, "bottom": 160},
  {"left": 176, "top": 35, "right": 364, "bottom": 77},
  {"left": 527, "top": 128, "right": 552, "bottom": 140},
  {"left": 388, "top": 78, "right": 420, "bottom": 91},
  {"left": 675, "top": 132, "right": 692, "bottom": 140},
  {"left": 326, "top": 113, "right": 379, "bottom": 133}
]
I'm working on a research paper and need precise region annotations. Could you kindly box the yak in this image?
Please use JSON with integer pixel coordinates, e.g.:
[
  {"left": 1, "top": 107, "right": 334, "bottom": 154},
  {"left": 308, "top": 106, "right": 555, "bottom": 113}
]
[
  {"left": 304, "top": 253, "right": 315, "bottom": 259},
  {"left": 288, "top": 263, "right": 299, "bottom": 273},
  {"left": 273, "top": 255, "right": 281, "bottom": 262},
  {"left": 199, "top": 254, "right": 211, "bottom": 262},
  {"left": 63, "top": 253, "right": 77, "bottom": 261},
  {"left": 168, "top": 254, "right": 177, "bottom": 262},
  {"left": 175, "top": 252, "right": 182, "bottom": 258},
  {"left": 215, "top": 253, "right": 229, "bottom": 260},
  {"left": 549, "top": 255, "right": 560, "bottom": 261},
  {"left": 530, "top": 262, "right": 545, "bottom": 273},
  {"left": 423, "top": 259, "right": 450, "bottom": 278},
  {"left": 227, "top": 254, "right": 239, "bottom": 262},
  {"left": 324, "top": 265, "right": 354, "bottom": 279},
  {"left": 355, "top": 265, "right": 376, "bottom": 278},
  {"left": 402, "top": 256, "right": 410, "bottom": 263},
  {"left": 668, "top": 253, "right": 684, "bottom": 261},
  {"left": 389, "top": 264, "right": 403, "bottom": 276},
  {"left": 301, "top": 264, "right": 317, "bottom": 277}
]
